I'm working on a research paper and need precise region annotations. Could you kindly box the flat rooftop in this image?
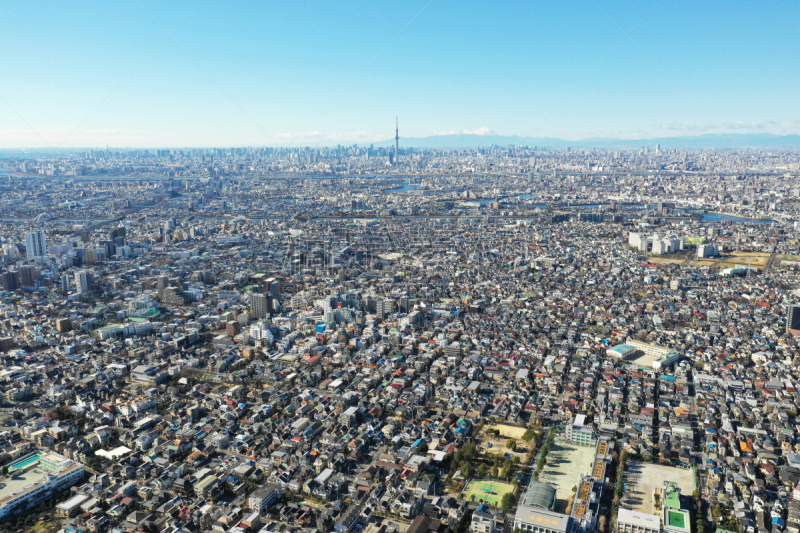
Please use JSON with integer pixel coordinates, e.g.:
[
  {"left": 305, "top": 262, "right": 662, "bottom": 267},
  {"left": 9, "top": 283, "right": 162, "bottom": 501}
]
[
  {"left": 668, "top": 510, "right": 687, "bottom": 529},
  {"left": 0, "top": 468, "right": 48, "bottom": 500}
]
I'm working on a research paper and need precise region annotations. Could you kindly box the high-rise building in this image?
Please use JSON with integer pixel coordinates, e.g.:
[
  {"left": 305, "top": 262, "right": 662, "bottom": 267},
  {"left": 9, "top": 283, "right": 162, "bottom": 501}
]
[
  {"left": 25, "top": 230, "right": 46, "bottom": 259},
  {"left": 226, "top": 321, "right": 241, "bottom": 337},
  {"left": 787, "top": 305, "right": 800, "bottom": 332},
  {"left": 60, "top": 273, "right": 71, "bottom": 292},
  {"left": 377, "top": 299, "right": 394, "bottom": 319},
  {"left": 1, "top": 271, "right": 20, "bottom": 291},
  {"left": 19, "top": 265, "right": 37, "bottom": 287},
  {"left": 251, "top": 293, "right": 270, "bottom": 319},
  {"left": 157, "top": 275, "right": 169, "bottom": 300},
  {"left": 75, "top": 270, "right": 94, "bottom": 294}
]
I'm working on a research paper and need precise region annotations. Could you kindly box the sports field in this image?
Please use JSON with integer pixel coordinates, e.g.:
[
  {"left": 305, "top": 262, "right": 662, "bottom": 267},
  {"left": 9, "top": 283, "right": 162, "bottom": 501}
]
[
  {"left": 621, "top": 462, "right": 695, "bottom": 514},
  {"left": 462, "top": 479, "right": 516, "bottom": 507}
]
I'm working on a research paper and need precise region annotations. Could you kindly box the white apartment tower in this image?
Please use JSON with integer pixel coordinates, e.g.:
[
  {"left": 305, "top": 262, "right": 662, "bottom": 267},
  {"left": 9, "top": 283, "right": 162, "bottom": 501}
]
[
  {"left": 25, "top": 230, "right": 46, "bottom": 259},
  {"left": 75, "top": 270, "right": 91, "bottom": 294}
]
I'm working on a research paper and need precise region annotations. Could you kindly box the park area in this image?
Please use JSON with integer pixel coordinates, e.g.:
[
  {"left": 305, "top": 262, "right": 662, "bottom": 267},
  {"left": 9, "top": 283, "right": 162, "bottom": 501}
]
[
  {"left": 537, "top": 441, "right": 596, "bottom": 513},
  {"left": 620, "top": 462, "right": 695, "bottom": 514},
  {"left": 462, "top": 479, "right": 517, "bottom": 507}
]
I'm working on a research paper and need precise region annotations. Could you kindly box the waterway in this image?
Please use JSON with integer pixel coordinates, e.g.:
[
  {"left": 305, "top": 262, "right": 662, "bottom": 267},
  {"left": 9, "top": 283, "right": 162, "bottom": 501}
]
[
  {"left": 689, "top": 211, "right": 775, "bottom": 224},
  {"left": 382, "top": 179, "right": 422, "bottom": 193}
]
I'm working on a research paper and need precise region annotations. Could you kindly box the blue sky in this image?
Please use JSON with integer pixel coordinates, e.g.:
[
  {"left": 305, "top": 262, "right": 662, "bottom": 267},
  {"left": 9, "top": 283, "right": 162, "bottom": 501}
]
[{"left": 1, "top": 0, "right": 799, "bottom": 147}]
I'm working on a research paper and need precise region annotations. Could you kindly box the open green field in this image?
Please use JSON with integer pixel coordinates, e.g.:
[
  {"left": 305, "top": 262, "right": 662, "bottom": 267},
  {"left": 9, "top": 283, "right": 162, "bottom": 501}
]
[
  {"left": 537, "top": 441, "right": 596, "bottom": 513},
  {"left": 462, "top": 479, "right": 516, "bottom": 507}
]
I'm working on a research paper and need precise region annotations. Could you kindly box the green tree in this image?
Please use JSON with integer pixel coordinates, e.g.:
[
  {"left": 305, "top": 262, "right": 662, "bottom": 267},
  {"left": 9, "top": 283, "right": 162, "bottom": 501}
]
[
  {"left": 506, "top": 440, "right": 517, "bottom": 451},
  {"left": 501, "top": 492, "right": 515, "bottom": 511},
  {"left": 479, "top": 464, "right": 488, "bottom": 478}
]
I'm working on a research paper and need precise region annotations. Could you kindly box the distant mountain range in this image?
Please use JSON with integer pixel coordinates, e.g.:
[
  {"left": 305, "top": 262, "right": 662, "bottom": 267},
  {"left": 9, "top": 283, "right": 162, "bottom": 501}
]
[{"left": 369, "top": 133, "right": 800, "bottom": 149}]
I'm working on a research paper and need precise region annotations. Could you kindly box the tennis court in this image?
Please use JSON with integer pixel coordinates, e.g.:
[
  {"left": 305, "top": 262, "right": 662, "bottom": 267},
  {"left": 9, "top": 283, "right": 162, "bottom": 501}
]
[{"left": 462, "top": 479, "right": 516, "bottom": 507}]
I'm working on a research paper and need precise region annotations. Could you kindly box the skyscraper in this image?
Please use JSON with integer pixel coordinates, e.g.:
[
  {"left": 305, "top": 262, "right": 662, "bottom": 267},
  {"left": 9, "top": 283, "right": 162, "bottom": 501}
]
[
  {"left": 25, "top": 230, "right": 46, "bottom": 259},
  {"left": 395, "top": 117, "right": 399, "bottom": 167},
  {"left": 787, "top": 305, "right": 800, "bottom": 332}
]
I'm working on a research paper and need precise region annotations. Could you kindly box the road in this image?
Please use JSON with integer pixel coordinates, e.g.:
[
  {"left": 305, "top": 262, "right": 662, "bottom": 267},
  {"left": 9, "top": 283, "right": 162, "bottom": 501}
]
[{"left": 763, "top": 249, "right": 778, "bottom": 274}]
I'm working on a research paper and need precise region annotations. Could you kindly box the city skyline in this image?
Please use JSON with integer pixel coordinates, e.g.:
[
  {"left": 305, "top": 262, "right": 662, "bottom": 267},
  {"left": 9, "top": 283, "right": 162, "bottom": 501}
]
[{"left": 2, "top": 1, "right": 800, "bottom": 148}]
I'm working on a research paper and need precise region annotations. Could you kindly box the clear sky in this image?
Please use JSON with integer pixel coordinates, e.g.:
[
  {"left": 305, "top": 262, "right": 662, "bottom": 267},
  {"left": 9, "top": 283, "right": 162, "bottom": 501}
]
[{"left": 1, "top": 0, "right": 799, "bottom": 148}]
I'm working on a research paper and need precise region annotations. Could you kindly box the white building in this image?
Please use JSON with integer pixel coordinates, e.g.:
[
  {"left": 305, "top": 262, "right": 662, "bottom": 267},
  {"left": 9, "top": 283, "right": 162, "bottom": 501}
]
[
  {"left": 617, "top": 509, "right": 660, "bottom": 533},
  {"left": 0, "top": 452, "right": 84, "bottom": 519},
  {"left": 565, "top": 414, "right": 594, "bottom": 446},
  {"left": 629, "top": 233, "right": 684, "bottom": 254},
  {"left": 75, "top": 270, "right": 91, "bottom": 294},
  {"left": 697, "top": 244, "right": 719, "bottom": 258},
  {"left": 25, "top": 230, "right": 47, "bottom": 259}
]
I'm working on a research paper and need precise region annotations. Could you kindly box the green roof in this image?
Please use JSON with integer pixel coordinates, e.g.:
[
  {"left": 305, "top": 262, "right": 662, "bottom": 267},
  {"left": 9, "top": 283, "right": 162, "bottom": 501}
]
[{"left": 668, "top": 510, "right": 687, "bottom": 529}]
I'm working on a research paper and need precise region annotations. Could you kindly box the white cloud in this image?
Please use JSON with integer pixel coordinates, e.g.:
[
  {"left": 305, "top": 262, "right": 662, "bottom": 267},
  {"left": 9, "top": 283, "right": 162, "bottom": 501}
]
[
  {"left": 432, "top": 127, "right": 494, "bottom": 136},
  {"left": 463, "top": 127, "right": 493, "bottom": 136},
  {"left": 657, "top": 120, "right": 800, "bottom": 135}
]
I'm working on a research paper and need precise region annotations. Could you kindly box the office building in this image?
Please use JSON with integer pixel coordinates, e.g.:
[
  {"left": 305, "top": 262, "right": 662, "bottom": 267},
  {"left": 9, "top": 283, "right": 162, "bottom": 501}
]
[{"left": 25, "top": 230, "right": 46, "bottom": 259}]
